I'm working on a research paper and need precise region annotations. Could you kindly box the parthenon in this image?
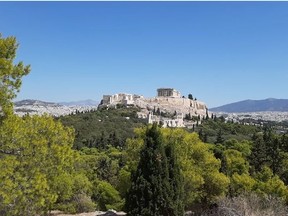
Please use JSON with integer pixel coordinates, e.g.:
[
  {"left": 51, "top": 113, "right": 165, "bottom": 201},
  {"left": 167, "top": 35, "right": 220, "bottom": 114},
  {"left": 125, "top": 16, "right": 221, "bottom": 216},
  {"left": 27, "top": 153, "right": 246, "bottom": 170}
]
[{"left": 157, "top": 88, "right": 181, "bottom": 98}]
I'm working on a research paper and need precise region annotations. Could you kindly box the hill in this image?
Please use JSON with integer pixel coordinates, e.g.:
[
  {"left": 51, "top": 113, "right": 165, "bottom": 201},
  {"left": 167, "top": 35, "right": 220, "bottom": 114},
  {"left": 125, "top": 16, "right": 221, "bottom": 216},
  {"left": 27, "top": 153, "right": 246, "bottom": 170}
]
[
  {"left": 210, "top": 98, "right": 288, "bottom": 113},
  {"left": 14, "top": 99, "right": 97, "bottom": 117}
]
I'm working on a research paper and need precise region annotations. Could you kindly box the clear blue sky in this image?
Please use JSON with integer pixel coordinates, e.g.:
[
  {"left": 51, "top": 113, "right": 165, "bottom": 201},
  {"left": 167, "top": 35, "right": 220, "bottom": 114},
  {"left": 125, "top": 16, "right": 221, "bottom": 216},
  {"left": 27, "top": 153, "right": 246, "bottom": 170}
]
[{"left": 1, "top": 2, "right": 288, "bottom": 108}]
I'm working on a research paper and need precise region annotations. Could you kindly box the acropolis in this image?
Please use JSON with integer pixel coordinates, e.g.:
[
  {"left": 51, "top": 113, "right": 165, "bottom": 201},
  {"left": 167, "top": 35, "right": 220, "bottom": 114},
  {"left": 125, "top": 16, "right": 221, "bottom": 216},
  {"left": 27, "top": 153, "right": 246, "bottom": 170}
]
[{"left": 99, "top": 88, "right": 209, "bottom": 128}]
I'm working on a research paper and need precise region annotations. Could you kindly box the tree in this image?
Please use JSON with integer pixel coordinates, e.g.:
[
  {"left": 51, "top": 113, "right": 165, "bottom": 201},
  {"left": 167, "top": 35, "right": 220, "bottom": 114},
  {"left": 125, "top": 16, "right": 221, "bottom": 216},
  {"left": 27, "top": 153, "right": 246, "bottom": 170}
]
[
  {"left": 255, "top": 166, "right": 288, "bottom": 200},
  {"left": 125, "top": 127, "right": 229, "bottom": 211},
  {"left": 0, "top": 35, "right": 91, "bottom": 215},
  {"left": 229, "top": 173, "right": 256, "bottom": 196},
  {"left": 188, "top": 94, "right": 193, "bottom": 100},
  {"left": 156, "top": 107, "right": 161, "bottom": 115},
  {"left": 161, "top": 128, "right": 229, "bottom": 209},
  {"left": 0, "top": 115, "right": 78, "bottom": 215},
  {"left": 125, "top": 124, "right": 184, "bottom": 216},
  {"left": 223, "top": 149, "right": 249, "bottom": 177},
  {"left": 0, "top": 34, "right": 30, "bottom": 117},
  {"left": 250, "top": 132, "right": 267, "bottom": 173},
  {"left": 215, "top": 129, "right": 224, "bottom": 144},
  {"left": 93, "top": 180, "right": 124, "bottom": 211}
]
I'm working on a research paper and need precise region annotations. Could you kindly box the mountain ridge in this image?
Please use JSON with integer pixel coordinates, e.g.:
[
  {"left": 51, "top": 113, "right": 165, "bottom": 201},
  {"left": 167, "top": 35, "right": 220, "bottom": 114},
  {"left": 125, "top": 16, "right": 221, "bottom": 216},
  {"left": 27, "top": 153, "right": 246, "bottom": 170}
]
[
  {"left": 59, "top": 99, "right": 99, "bottom": 106},
  {"left": 210, "top": 98, "right": 288, "bottom": 113},
  {"left": 15, "top": 99, "right": 60, "bottom": 107}
]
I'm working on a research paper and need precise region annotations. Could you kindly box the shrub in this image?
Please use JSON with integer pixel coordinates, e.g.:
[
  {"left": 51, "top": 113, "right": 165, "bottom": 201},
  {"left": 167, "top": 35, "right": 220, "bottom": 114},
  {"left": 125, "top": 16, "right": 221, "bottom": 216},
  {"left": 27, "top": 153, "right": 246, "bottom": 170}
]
[{"left": 202, "top": 193, "right": 288, "bottom": 216}]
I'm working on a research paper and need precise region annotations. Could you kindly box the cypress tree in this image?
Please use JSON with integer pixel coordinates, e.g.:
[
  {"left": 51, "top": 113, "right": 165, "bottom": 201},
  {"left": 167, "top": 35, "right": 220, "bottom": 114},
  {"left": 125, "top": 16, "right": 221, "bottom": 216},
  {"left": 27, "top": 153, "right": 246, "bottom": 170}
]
[
  {"left": 125, "top": 124, "right": 184, "bottom": 216},
  {"left": 215, "top": 129, "right": 224, "bottom": 144},
  {"left": 250, "top": 132, "right": 267, "bottom": 173},
  {"left": 165, "top": 144, "right": 184, "bottom": 215}
]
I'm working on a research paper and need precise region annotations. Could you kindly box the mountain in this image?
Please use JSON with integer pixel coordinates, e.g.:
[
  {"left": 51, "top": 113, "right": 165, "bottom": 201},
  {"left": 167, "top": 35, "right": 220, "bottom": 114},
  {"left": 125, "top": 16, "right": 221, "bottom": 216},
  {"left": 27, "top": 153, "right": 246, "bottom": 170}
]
[
  {"left": 59, "top": 99, "right": 99, "bottom": 106},
  {"left": 210, "top": 98, "right": 288, "bottom": 113},
  {"left": 15, "top": 99, "right": 60, "bottom": 107}
]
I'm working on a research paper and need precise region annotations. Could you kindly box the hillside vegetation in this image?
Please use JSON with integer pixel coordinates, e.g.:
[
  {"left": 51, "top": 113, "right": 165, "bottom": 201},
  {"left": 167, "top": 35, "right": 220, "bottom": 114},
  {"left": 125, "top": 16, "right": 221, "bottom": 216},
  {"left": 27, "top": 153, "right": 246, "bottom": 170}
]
[{"left": 58, "top": 106, "right": 147, "bottom": 150}]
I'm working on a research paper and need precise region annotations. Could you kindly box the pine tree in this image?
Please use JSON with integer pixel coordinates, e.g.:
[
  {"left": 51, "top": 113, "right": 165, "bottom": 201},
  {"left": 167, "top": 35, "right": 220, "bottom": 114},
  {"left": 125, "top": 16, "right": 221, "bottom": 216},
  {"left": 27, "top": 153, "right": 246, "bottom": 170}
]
[
  {"left": 198, "top": 128, "right": 204, "bottom": 141},
  {"left": 125, "top": 124, "right": 184, "bottom": 216},
  {"left": 0, "top": 34, "right": 30, "bottom": 117},
  {"left": 188, "top": 94, "right": 193, "bottom": 100},
  {"left": 215, "top": 129, "right": 224, "bottom": 144}
]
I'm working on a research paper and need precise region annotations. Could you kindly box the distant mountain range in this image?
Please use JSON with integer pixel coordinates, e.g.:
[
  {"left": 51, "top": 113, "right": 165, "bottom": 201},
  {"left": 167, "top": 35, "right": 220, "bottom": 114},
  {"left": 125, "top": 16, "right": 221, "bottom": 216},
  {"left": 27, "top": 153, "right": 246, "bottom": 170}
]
[
  {"left": 210, "top": 98, "right": 288, "bottom": 113},
  {"left": 15, "top": 99, "right": 99, "bottom": 107},
  {"left": 15, "top": 99, "right": 59, "bottom": 107},
  {"left": 59, "top": 99, "right": 99, "bottom": 106}
]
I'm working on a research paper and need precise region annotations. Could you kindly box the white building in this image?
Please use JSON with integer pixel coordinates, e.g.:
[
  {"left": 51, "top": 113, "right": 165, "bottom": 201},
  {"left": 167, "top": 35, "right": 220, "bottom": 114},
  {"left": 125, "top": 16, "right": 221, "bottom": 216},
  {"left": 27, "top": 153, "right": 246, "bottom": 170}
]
[{"left": 148, "top": 112, "right": 184, "bottom": 128}]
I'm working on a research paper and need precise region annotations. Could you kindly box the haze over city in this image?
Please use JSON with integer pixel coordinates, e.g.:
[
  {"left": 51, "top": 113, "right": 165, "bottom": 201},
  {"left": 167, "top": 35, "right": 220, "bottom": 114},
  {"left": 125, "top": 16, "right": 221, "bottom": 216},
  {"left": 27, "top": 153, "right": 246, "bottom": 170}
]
[{"left": 1, "top": 2, "right": 288, "bottom": 108}]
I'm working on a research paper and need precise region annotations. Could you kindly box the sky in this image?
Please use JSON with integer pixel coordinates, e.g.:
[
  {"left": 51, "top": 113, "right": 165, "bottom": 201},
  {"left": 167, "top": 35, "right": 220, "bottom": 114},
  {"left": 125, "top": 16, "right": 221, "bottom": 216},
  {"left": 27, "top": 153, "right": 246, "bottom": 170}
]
[{"left": 1, "top": 2, "right": 288, "bottom": 108}]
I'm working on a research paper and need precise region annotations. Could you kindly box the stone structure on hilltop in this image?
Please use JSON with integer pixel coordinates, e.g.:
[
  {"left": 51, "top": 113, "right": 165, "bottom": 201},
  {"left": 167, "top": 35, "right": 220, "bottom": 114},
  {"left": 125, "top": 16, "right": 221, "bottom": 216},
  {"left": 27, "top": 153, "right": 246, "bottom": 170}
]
[
  {"left": 157, "top": 88, "right": 181, "bottom": 98},
  {"left": 101, "top": 93, "right": 144, "bottom": 106},
  {"left": 99, "top": 88, "right": 209, "bottom": 128}
]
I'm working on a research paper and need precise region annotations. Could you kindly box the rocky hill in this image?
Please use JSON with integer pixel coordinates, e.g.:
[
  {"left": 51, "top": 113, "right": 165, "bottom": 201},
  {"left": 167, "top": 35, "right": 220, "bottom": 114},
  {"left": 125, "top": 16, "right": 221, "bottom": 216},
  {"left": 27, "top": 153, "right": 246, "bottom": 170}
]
[
  {"left": 99, "top": 88, "right": 209, "bottom": 119},
  {"left": 210, "top": 98, "right": 288, "bottom": 113}
]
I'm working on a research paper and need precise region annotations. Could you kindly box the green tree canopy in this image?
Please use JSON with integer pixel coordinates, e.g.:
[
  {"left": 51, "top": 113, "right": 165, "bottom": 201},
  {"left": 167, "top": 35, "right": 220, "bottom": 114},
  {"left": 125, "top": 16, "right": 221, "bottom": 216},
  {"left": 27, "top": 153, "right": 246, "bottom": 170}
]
[
  {"left": 188, "top": 94, "right": 193, "bottom": 100},
  {"left": 0, "top": 34, "right": 30, "bottom": 117},
  {"left": 0, "top": 34, "right": 91, "bottom": 215},
  {"left": 125, "top": 124, "right": 184, "bottom": 216},
  {"left": 0, "top": 114, "right": 78, "bottom": 215}
]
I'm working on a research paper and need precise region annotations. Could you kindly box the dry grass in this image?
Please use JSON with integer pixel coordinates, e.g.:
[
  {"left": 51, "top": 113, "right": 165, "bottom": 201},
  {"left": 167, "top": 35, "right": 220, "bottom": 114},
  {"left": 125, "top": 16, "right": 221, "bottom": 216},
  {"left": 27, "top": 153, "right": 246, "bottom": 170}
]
[{"left": 201, "top": 193, "right": 288, "bottom": 216}]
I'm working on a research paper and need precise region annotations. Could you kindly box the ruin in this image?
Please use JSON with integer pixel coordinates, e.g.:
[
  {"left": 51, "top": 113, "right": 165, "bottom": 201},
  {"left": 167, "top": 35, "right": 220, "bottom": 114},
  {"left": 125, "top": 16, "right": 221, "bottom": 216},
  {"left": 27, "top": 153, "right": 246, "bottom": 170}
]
[
  {"left": 157, "top": 88, "right": 181, "bottom": 98},
  {"left": 148, "top": 112, "right": 184, "bottom": 128},
  {"left": 99, "top": 88, "right": 209, "bottom": 128},
  {"left": 101, "top": 93, "right": 143, "bottom": 106}
]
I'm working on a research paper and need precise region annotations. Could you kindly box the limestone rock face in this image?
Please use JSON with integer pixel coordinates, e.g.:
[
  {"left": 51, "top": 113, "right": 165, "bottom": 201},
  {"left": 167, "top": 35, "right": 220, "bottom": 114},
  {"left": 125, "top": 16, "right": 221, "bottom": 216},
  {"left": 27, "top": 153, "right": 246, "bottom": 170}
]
[{"left": 137, "top": 96, "right": 208, "bottom": 117}]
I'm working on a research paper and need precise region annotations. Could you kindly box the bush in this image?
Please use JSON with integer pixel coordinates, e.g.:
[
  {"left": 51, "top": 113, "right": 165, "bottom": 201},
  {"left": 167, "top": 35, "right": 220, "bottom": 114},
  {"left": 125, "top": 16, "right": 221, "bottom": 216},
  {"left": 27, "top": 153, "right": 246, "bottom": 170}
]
[
  {"left": 72, "top": 193, "right": 96, "bottom": 213},
  {"left": 93, "top": 180, "right": 124, "bottom": 211},
  {"left": 54, "top": 193, "right": 96, "bottom": 214},
  {"left": 202, "top": 193, "right": 288, "bottom": 216}
]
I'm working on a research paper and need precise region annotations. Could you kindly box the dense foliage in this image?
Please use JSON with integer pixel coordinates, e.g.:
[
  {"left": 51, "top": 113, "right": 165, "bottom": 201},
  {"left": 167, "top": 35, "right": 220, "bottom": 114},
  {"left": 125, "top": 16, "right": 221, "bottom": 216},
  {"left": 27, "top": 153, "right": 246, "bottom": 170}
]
[
  {"left": 195, "top": 117, "right": 261, "bottom": 143},
  {"left": 0, "top": 33, "right": 30, "bottom": 117},
  {"left": 59, "top": 106, "right": 147, "bottom": 149},
  {"left": 0, "top": 115, "right": 88, "bottom": 215},
  {"left": 2, "top": 34, "right": 288, "bottom": 215}
]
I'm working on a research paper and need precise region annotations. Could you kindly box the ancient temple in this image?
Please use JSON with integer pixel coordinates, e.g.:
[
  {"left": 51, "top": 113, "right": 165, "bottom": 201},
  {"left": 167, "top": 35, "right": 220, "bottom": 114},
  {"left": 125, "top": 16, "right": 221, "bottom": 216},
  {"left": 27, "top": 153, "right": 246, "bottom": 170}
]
[{"left": 157, "top": 88, "right": 181, "bottom": 98}]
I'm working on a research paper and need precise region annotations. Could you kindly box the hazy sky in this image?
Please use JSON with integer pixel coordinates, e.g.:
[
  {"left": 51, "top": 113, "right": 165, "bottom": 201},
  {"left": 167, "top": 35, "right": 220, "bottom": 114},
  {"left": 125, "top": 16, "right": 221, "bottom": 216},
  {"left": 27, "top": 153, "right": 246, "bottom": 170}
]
[{"left": 1, "top": 2, "right": 288, "bottom": 108}]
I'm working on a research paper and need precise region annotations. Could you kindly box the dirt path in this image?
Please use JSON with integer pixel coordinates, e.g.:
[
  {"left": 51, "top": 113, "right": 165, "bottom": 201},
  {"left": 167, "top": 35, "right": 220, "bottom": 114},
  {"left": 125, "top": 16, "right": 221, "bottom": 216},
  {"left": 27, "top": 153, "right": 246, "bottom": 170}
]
[{"left": 49, "top": 210, "right": 98, "bottom": 216}]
